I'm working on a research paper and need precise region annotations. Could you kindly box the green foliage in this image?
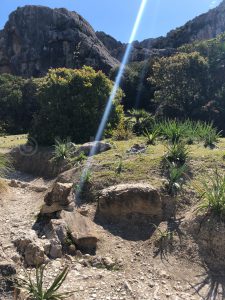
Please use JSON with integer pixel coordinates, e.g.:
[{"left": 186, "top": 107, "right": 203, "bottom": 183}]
[
  {"left": 160, "top": 120, "right": 185, "bottom": 144},
  {"left": 197, "top": 169, "right": 225, "bottom": 219},
  {"left": 52, "top": 138, "right": 73, "bottom": 162},
  {"left": 152, "top": 119, "right": 220, "bottom": 147},
  {"left": 165, "top": 142, "right": 189, "bottom": 166},
  {"left": 112, "top": 116, "right": 133, "bottom": 141},
  {"left": 110, "top": 60, "right": 155, "bottom": 110},
  {"left": 128, "top": 109, "right": 155, "bottom": 135},
  {"left": 166, "top": 162, "right": 188, "bottom": 196},
  {"left": 0, "top": 74, "right": 39, "bottom": 134},
  {"left": 151, "top": 52, "right": 209, "bottom": 119},
  {"left": 30, "top": 67, "right": 124, "bottom": 145},
  {"left": 83, "top": 170, "right": 92, "bottom": 184},
  {"left": 196, "top": 122, "right": 222, "bottom": 147},
  {"left": 16, "top": 265, "right": 74, "bottom": 300},
  {"left": 144, "top": 128, "right": 159, "bottom": 145},
  {"left": 75, "top": 152, "right": 87, "bottom": 163}
]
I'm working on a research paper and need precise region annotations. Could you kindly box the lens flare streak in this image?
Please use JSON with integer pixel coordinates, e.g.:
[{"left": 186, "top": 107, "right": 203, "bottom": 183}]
[{"left": 77, "top": 0, "right": 149, "bottom": 203}]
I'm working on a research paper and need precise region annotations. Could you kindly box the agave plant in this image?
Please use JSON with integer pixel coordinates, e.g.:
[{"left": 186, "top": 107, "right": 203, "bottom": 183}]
[{"left": 16, "top": 265, "right": 75, "bottom": 300}]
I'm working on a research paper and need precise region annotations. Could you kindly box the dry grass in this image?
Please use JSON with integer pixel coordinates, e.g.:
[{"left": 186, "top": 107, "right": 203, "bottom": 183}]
[{"left": 0, "top": 134, "right": 27, "bottom": 149}]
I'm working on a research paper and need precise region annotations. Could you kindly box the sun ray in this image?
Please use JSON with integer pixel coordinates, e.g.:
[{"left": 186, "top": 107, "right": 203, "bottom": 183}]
[{"left": 76, "top": 0, "right": 149, "bottom": 205}]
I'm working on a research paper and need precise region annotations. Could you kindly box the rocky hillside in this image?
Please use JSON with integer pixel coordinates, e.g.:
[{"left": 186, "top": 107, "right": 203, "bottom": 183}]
[{"left": 0, "top": 6, "right": 119, "bottom": 77}]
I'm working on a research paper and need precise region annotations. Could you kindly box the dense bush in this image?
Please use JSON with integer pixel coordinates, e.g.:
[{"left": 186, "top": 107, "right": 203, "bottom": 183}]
[
  {"left": 29, "top": 66, "right": 124, "bottom": 145},
  {"left": 151, "top": 52, "right": 209, "bottom": 119},
  {"left": 0, "top": 74, "right": 39, "bottom": 134}
]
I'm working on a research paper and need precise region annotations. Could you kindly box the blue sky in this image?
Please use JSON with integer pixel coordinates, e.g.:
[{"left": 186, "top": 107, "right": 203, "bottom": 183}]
[{"left": 0, "top": 0, "right": 222, "bottom": 42}]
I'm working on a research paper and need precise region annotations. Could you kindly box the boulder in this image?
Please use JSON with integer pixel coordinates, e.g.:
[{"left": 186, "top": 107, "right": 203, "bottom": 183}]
[
  {"left": 59, "top": 210, "right": 99, "bottom": 252},
  {"left": 41, "top": 182, "right": 74, "bottom": 214},
  {"left": 98, "top": 183, "right": 163, "bottom": 222},
  {"left": 76, "top": 141, "right": 112, "bottom": 156},
  {"left": 13, "top": 231, "right": 47, "bottom": 266}
]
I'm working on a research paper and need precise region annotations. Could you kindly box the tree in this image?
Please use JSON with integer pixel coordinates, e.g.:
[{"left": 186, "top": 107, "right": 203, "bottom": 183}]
[
  {"left": 0, "top": 74, "right": 39, "bottom": 134},
  {"left": 151, "top": 52, "right": 209, "bottom": 119},
  {"left": 110, "top": 60, "right": 155, "bottom": 111},
  {"left": 29, "top": 66, "right": 124, "bottom": 145}
]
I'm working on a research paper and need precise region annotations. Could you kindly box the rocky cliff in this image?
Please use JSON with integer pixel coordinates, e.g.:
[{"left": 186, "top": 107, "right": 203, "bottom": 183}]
[{"left": 0, "top": 5, "right": 119, "bottom": 77}]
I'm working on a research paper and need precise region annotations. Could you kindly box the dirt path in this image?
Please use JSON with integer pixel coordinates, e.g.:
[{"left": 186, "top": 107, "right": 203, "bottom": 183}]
[{"left": 0, "top": 172, "right": 222, "bottom": 300}]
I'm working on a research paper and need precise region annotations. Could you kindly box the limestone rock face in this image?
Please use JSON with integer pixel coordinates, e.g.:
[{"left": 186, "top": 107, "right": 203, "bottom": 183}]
[
  {"left": 98, "top": 183, "right": 163, "bottom": 222},
  {"left": 0, "top": 5, "right": 118, "bottom": 77}
]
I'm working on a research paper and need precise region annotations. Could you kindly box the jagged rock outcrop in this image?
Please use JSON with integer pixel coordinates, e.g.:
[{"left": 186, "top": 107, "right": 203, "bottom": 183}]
[{"left": 0, "top": 5, "right": 119, "bottom": 77}]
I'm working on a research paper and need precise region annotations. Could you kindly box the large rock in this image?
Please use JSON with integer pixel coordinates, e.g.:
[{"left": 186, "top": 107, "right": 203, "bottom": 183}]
[
  {"left": 98, "top": 183, "right": 163, "bottom": 222},
  {"left": 13, "top": 231, "right": 47, "bottom": 266},
  {"left": 41, "top": 182, "right": 74, "bottom": 214},
  {"left": 75, "top": 141, "right": 112, "bottom": 156},
  {"left": 0, "top": 6, "right": 118, "bottom": 77},
  {"left": 59, "top": 210, "right": 99, "bottom": 252}
]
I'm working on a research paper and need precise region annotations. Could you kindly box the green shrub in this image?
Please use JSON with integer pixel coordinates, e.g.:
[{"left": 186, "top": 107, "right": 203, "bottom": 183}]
[
  {"left": 112, "top": 116, "right": 133, "bottom": 141},
  {"left": 0, "top": 74, "right": 39, "bottom": 134},
  {"left": 16, "top": 265, "right": 74, "bottom": 300},
  {"left": 197, "top": 170, "right": 225, "bottom": 218},
  {"left": 30, "top": 67, "right": 124, "bottom": 145}
]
